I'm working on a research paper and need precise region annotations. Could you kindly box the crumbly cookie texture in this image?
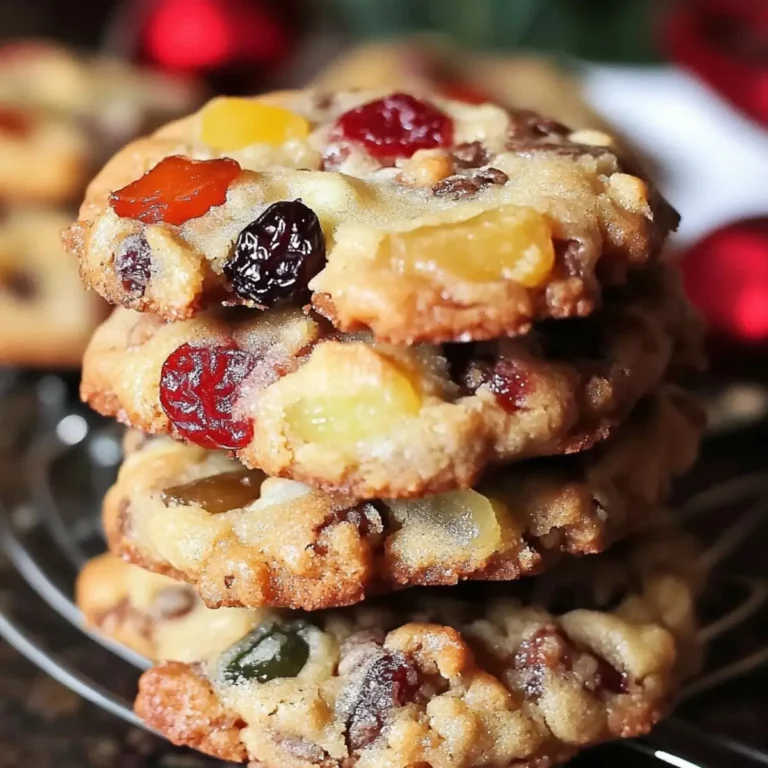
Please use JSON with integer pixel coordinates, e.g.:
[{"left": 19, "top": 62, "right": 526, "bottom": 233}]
[
  {"left": 130, "top": 525, "right": 702, "bottom": 767},
  {"left": 0, "top": 207, "right": 107, "bottom": 366},
  {"left": 103, "top": 388, "right": 703, "bottom": 610},
  {"left": 77, "top": 553, "right": 257, "bottom": 661},
  {"left": 81, "top": 267, "right": 702, "bottom": 499},
  {"left": 63, "top": 88, "right": 678, "bottom": 343},
  {"left": 0, "top": 40, "right": 199, "bottom": 204}
]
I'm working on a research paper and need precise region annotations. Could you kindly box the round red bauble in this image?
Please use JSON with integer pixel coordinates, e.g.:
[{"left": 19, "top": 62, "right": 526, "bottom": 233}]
[
  {"left": 144, "top": 0, "right": 291, "bottom": 73},
  {"left": 680, "top": 217, "right": 768, "bottom": 343},
  {"left": 664, "top": 0, "right": 768, "bottom": 126}
]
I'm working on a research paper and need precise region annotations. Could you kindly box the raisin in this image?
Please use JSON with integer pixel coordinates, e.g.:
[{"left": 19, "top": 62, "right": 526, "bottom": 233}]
[
  {"left": 514, "top": 627, "right": 575, "bottom": 700},
  {"left": 344, "top": 652, "right": 421, "bottom": 752},
  {"left": 316, "top": 502, "right": 386, "bottom": 554},
  {"left": 219, "top": 620, "right": 312, "bottom": 685},
  {"left": 509, "top": 109, "right": 570, "bottom": 140},
  {"left": 433, "top": 167, "right": 508, "bottom": 200},
  {"left": 115, "top": 233, "right": 151, "bottom": 296},
  {"left": 224, "top": 200, "right": 326, "bottom": 308},
  {"left": 0, "top": 106, "right": 31, "bottom": 137},
  {"left": 159, "top": 343, "right": 255, "bottom": 450},
  {"left": 452, "top": 141, "right": 489, "bottom": 169},
  {"left": 1, "top": 269, "right": 37, "bottom": 300},
  {"left": 110, "top": 156, "right": 240, "bottom": 226},
  {"left": 161, "top": 468, "right": 266, "bottom": 514},
  {"left": 485, "top": 359, "right": 530, "bottom": 414},
  {"left": 334, "top": 93, "right": 453, "bottom": 160}
]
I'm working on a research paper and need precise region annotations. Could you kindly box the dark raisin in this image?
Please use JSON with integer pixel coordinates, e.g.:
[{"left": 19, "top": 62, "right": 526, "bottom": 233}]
[
  {"left": 509, "top": 109, "right": 570, "bottom": 140},
  {"left": 219, "top": 620, "right": 312, "bottom": 685},
  {"left": 433, "top": 167, "right": 508, "bottom": 200},
  {"left": 162, "top": 468, "right": 266, "bottom": 514},
  {"left": 159, "top": 343, "right": 256, "bottom": 449},
  {"left": 115, "top": 233, "right": 152, "bottom": 296},
  {"left": 321, "top": 502, "right": 386, "bottom": 541},
  {"left": 343, "top": 651, "right": 421, "bottom": 752},
  {"left": 225, "top": 200, "right": 326, "bottom": 308},
  {"left": 1, "top": 269, "right": 37, "bottom": 300},
  {"left": 478, "top": 167, "right": 509, "bottom": 185},
  {"left": 452, "top": 141, "right": 489, "bottom": 169}
]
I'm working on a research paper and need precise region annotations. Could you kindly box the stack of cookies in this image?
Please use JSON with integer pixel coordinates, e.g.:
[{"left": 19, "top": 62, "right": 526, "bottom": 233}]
[
  {"left": 68, "top": 88, "right": 706, "bottom": 767},
  {"left": 0, "top": 41, "right": 198, "bottom": 367}
]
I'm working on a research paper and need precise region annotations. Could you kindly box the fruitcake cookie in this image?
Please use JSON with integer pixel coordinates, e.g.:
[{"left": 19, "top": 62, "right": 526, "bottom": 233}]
[
  {"left": 77, "top": 553, "right": 256, "bottom": 661},
  {"left": 0, "top": 207, "right": 106, "bottom": 366},
  {"left": 81, "top": 266, "right": 702, "bottom": 498},
  {"left": 63, "top": 88, "right": 678, "bottom": 343},
  {"left": 132, "top": 525, "right": 702, "bottom": 766},
  {"left": 314, "top": 38, "right": 623, "bottom": 142},
  {"left": 103, "top": 388, "right": 703, "bottom": 610},
  {"left": 0, "top": 41, "right": 199, "bottom": 203}
]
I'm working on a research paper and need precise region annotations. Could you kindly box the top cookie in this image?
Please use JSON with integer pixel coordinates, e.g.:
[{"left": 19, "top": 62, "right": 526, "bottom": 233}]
[{"left": 64, "top": 89, "right": 678, "bottom": 344}]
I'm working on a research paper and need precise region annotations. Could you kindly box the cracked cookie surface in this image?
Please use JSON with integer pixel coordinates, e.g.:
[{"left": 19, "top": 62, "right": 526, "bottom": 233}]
[
  {"left": 81, "top": 267, "right": 703, "bottom": 498},
  {"left": 64, "top": 88, "right": 678, "bottom": 343},
  {"left": 0, "top": 207, "right": 107, "bottom": 366},
  {"left": 115, "top": 525, "right": 701, "bottom": 767},
  {"left": 103, "top": 388, "right": 703, "bottom": 610}
]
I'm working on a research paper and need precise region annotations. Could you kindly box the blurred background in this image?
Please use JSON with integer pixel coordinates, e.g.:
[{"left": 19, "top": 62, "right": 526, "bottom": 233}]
[{"left": 1, "top": 1, "right": 768, "bottom": 766}]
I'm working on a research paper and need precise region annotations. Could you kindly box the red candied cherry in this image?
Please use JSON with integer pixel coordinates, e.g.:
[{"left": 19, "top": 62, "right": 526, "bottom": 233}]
[
  {"left": 110, "top": 156, "right": 240, "bottom": 226},
  {"left": 159, "top": 342, "right": 255, "bottom": 450},
  {"left": 334, "top": 93, "right": 454, "bottom": 160},
  {"left": 487, "top": 359, "right": 531, "bottom": 414}
]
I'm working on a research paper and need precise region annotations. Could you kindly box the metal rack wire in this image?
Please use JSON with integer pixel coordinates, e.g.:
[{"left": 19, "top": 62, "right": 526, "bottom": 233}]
[{"left": 1, "top": 378, "right": 768, "bottom": 767}]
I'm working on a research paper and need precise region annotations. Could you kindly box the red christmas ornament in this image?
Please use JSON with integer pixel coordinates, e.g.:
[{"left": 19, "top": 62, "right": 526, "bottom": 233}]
[
  {"left": 680, "top": 218, "right": 768, "bottom": 343},
  {"left": 664, "top": 0, "right": 768, "bottom": 126},
  {"left": 143, "top": 0, "right": 291, "bottom": 73}
]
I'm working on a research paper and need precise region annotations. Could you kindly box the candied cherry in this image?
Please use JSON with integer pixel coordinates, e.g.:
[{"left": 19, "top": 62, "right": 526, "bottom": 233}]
[
  {"left": 224, "top": 200, "right": 326, "bottom": 308},
  {"left": 0, "top": 106, "right": 31, "bottom": 137},
  {"left": 334, "top": 92, "right": 453, "bottom": 160},
  {"left": 110, "top": 156, "right": 240, "bottom": 226},
  {"left": 201, "top": 97, "right": 310, "bottom": 151},
  {"left": 219, "top": 620, "right": 312, "bottom": 684},
  {"left": 159, "top": 342, "right": 255, "bottom": 450},
  {"left": 162, "top": 468, "right": 266, "bottom": 514},
  {"left": 486, "top": 359, "right": 531, "bottom": 414},
  {"left": 389, "top": 205, "right": 555, "bottom": 287}
]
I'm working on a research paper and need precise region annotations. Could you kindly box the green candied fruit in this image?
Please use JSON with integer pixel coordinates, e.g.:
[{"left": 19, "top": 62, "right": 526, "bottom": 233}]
[{"left": 218, "top": 620, "right": 312, "bottom": 685}]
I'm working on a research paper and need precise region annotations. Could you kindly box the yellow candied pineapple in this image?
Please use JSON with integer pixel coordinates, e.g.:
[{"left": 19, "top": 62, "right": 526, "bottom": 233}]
[
  {"left": 386, "top": 205, "right": 555, "bottom": 287},
  {"left": 201, "top": 98, "right": 310, "bottom": 151},
  {"left": 389, "top": 489, "right": 503, "bottom": 563},
  {"left": 285, "top": 344, "right": 422, "bottom": 446}
]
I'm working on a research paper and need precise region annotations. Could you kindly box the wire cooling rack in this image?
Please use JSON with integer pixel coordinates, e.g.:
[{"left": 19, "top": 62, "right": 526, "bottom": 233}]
[{"left": 1, "top": 373, "right": 768, "bottom": 768}]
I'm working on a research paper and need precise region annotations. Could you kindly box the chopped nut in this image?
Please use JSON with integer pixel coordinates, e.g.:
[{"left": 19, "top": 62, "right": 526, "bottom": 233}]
[
  {"left": 568, "top": 129, "right": 614, "bottom": 147},
  {"left": 398, "top": 148, "right": 455, "bottom": 187},
  {"left": 608, "top": 173, "right": 651, "bottom": 216}
]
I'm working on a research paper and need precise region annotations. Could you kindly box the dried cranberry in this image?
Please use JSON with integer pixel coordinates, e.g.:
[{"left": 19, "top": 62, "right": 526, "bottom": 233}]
[
  {"left": 439, "top": 81, "right": 490, "bottom": 105},
  {"left": 224, "top": 200, "right": 326, "bottom": 308},
  {"left": 594, "top": 656, "right": 628, "bottom": 695},
  {"left": 110, "top": 156, "right": 240, "bottom": 226},
  {"left": 0, "top": 106, "right": 31, "bottom": 137},
  {"left": 514, "top": 627, "right": 575, "bottom": 700},
  {"left": 115, "top": 233, "right": 151, "bottom": 296},
  {"left": 344, "top": 652, "right": 421, "bottom": 752},
  {"left": 334, "top": 93, "right": 453, "bottom": 160},
  {"left": 486, "top": 359, "right": 530, "bottom": 414},
  {"left": 159, "top": 343, "right": 255, "bottom": 449}
]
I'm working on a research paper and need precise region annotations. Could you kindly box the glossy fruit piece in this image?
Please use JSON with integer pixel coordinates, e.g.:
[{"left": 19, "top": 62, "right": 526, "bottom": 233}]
[
  {"left": 285, "top": 348, "right": 422, "bottom": 447},
  {"left": 224, "top": 200, "right": 326, "bottom": 307},
  {"left": 486, "top": 358, "right": 531, "bottom": 414},
  {"left": 334, "top": 92, "right": 453, "bottom": 160},
  {"left": 159, "top": 343, "right": 255, "bottom": 450},
  {"left": 389, "top": 489, "right": 502, "bottom": 559},
  {"left": 161, "top": 468, "right": 266, "bottom": 514},
  {"left": 388, "top": 205, "right": 555, "bottom": 287},
  {"left": 219, "top": 620, "right": 311, "bottom": 684},
  {"left": 110, "top": 156, "right": 240, "bottom": 226},
  {"left": 115, "top": 233, "right": 152, "bottom": 297},
  {"left": 201, "top": 97, "right": 310, "bottom": 151}
]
